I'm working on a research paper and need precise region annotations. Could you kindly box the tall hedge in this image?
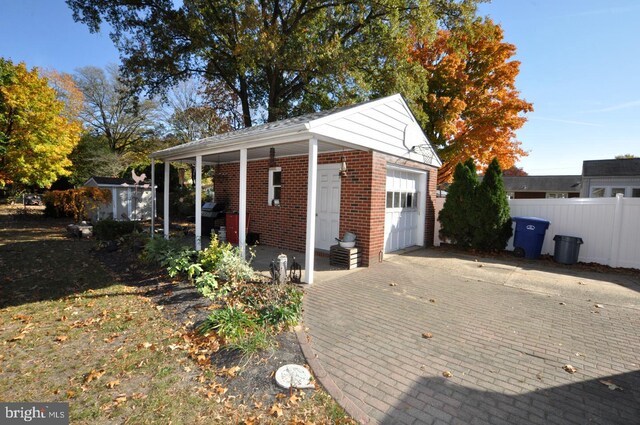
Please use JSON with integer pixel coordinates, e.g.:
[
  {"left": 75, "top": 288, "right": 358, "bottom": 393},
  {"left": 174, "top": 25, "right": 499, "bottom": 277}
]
[
  {"left": 472, "top": 158, "right": 513, "bottom": 250},
  {"left": 438, "top": 158, "right": 478, "bottom": 247},
  {"left": 439, "top": 157, "right": 512, "bottom": 251}
]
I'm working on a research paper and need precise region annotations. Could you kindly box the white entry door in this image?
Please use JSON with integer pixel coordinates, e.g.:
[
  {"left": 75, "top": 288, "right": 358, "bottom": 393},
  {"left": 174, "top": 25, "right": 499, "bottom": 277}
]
[
  {"left": 384, "top": 167, "right": 426, "bottom": 252},
  {"left": 315, "top": 164, "right": 341, "bottom": 251}
]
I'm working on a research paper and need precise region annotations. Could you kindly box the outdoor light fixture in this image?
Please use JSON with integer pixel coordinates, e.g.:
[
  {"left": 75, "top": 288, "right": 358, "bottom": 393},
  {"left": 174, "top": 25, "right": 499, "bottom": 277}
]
[
  {"left": 269, "top": 147, "right": 277, "bottom": 168},
  {"left": 339, "top": 154, "right": 348, "bottom": 177}
]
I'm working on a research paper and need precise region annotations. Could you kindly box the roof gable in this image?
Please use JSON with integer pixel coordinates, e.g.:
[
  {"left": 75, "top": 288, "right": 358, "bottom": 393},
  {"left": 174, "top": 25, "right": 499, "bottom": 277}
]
[
  {"left": 151, "top": 94, "right": 441, "bottom": 167},
  {"left": 84, "top": 176, "right": 136, "bottom": 187}
]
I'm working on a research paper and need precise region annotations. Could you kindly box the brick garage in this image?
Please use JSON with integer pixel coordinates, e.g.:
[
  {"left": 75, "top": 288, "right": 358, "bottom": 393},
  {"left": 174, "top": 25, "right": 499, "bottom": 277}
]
[{"left": 151, "top": 94, "right": 441, "bottom": 283}]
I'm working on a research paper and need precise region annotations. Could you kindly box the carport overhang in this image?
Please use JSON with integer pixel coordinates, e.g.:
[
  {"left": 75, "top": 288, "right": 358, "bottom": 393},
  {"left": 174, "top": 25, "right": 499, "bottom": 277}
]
[
  {"left": 150, "top": 128, "right": 364, "bottom": 284},
  {"left": 148, "top": 94, "right": 441, "bottom": 284}
]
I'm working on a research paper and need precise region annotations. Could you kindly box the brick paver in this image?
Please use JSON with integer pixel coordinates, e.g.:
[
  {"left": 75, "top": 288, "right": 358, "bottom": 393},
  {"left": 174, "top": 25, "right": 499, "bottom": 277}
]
[{"left": 301, "top": 250, "right": 640, "bottom": 424}]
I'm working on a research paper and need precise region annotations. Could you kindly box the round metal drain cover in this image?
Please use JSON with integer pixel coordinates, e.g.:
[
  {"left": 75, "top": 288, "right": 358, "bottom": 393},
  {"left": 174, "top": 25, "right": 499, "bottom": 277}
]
[{"left": 275, "top": 364, "right": 314, "bottom": 389}]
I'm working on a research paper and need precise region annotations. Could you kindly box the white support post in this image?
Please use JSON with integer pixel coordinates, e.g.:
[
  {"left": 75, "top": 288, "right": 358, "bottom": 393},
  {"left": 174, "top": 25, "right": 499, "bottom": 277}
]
[
  {"left": 111, "top": 187, "right": 117, "bottom": 220},
  {"left": 304, "top": 138, "right": 318, "bottom": 284},
  {"left": 239, "top": 148, "right": 247, "bottom": 258},
  {"left": 150, "top": 159, "right": 155, "bottom": 238},
  {"left": 195, "top": 155, "right": 203, "bottom": 250},
  {"left": 163, "top": 161, "right": 170, "bottom": 239},
  {"left": 609, "top": 193, "right": 624, "bottom": 267}
]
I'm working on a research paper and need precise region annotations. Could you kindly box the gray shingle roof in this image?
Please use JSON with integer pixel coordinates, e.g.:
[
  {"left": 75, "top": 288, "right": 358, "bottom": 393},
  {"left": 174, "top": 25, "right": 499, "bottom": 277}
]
[
  {"left": 154, "top": 100, "right": 371, "bottom": 157},
  {"left": 502, "top": 175, "right": 582, "bottom": 192},
  {"left": 86, "top": 176, "right": 136, "bottom": 186},
  {"left": 582, "top": 158, "right": 640, "bottom": 177}
]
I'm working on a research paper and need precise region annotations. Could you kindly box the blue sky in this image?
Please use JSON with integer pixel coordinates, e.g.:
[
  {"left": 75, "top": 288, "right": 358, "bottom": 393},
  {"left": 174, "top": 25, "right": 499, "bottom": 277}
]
[{"left": 1, "top": 0, "right": 638, "bottom": 175}]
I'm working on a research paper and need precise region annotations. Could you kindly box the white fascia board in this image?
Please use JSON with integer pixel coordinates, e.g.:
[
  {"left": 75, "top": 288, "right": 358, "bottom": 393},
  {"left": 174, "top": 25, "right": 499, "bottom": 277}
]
[{"left": 151, "top": 125, "right": 309, "bottom": 160}]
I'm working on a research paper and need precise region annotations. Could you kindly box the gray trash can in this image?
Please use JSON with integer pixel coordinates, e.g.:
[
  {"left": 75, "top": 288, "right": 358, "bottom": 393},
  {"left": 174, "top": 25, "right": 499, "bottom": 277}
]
[{"left": 553, "top": 235, "right": 583, "bottom": 265}]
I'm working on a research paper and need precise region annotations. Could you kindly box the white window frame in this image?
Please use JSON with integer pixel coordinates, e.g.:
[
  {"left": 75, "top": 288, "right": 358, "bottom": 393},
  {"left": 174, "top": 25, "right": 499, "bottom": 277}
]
[
  {"left": 591, "top": 187, "right": 606, "bottom": 198},
  {"left": 268, "top": 167, "right": 282, "bottom": 206},
  {"left": 546, "top": 192, "right": 568, "bottom": 199}
]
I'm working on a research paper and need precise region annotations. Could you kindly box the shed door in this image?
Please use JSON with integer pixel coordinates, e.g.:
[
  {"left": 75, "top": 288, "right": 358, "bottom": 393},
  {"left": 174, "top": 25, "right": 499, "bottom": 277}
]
[
  {"left": 384, "top": 167, "right": 426, "bottom": 253},
  {"left": 315, "top": 164, "right": 341, "bottom": 251}
]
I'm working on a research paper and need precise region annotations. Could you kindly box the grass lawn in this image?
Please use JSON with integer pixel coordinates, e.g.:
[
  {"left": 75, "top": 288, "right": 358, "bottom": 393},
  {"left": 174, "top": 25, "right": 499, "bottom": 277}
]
[{"left": 0, "top": 205, "right": 353, "bottom": 424}]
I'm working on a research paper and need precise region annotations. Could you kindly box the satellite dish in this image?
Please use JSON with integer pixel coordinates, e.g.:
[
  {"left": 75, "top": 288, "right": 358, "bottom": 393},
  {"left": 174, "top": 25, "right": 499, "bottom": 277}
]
[{"left": 403, "top": 123, "right": 423, "bottom": 146}]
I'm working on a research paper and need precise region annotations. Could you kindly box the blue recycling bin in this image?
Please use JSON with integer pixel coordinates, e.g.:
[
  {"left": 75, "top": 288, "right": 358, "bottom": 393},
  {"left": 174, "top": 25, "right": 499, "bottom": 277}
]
[{"left": 512, "top": 217, "right": 550, "bottom": 259}]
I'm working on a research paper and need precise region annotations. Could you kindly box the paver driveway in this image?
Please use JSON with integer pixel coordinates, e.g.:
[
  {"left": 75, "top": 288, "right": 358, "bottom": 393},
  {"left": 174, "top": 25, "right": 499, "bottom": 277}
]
[{"left": 300, "top": 249, "right": 640, "bottom": 425}]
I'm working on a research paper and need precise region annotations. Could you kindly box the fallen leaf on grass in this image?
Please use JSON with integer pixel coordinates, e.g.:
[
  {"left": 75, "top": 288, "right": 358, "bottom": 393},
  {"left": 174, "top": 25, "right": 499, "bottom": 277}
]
[
  {"left": 422, "top": 332, "right": 433, "bottom": 339},
  {"left": 55, "top": 335, "right": 68, "bottom": 342},
  {"left": 226, "top": 366, "right": 241, "bottom": 377},
  {"left": 114, "top": 394, "right": 127, "bottom": 404},
  {"left": 12, "top": 314, "right": 32, "bottom": 323},
  {"left": 559, "top": 302, "right": 566, "bottom": 306},
  {"left": 442, "top": 371, "right": 453, "bottom": 378},
  {"left": 84, "top": 369, "right": 106, "bottom": 383},
  {"left": 156, "top": 305, "right": 164, "bottom": 311},
  {"left": 562, "top": 364, "right": 577, "bottom": 374},
  {"left": 9, "top": 333, "right": 26, "bottom": 342},
  {"left": 599, "top": 380, "right": 623, "bottom": 391},
  {"left": 243, "top": 416, "right": 260, "bottom": 425},
  {"left": 106, "top": 380, "right": 120, "bottom": 389},
  {"left": 594, "top": 304, "right": 604, "bottom": 309},
  {"left": 269, "top": 403, "right": 284, "bottom": 418},
  {"left": 289, "top": 393, "right": 300, "bottom": 405},
  {"left": 66, "top": 390, "right": 76, "bottom": 399}
]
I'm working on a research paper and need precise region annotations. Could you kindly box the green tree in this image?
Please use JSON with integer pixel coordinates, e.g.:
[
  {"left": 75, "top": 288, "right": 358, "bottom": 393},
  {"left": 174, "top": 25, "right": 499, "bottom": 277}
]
[
  {"left": 67, "top": 133, "right": 126, "bottom": 185},
  {"left": 67, "top": 0, "right": 481, "bottom": 126},
  {"left": 472, "top": 158, "right": 512, "bottom": 250},
  {"left": 438, "top": 158, "right": 478, "bottom": 247},
  {"left": 0, "top": 59, "right": 82, "bottom": 188}
]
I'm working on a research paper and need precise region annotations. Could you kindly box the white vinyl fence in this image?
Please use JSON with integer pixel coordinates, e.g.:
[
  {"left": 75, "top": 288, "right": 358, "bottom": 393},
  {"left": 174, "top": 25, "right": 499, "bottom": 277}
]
[{"left": 433, "top": 195, "right": 640, "bottom": 269}]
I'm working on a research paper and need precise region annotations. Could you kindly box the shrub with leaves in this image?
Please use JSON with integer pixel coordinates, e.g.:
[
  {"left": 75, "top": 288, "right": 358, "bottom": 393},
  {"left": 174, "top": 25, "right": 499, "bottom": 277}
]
[
  {"left": 198, "top": 305, "right": 257, "bottom": 341},
  {"left": 44, "top": 187, "right": 110, "bottom": 221},
  {"left": 194, "top": 272, "right": 220, "bottom": 299},
  {"left": 93, "top": 219, "right": 142, "bottom": 241}
]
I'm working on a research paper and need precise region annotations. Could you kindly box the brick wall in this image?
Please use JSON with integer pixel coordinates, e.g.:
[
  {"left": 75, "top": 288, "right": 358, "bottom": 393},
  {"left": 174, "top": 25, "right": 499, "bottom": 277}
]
[{"left": 214, "top": 149, "right": 439, "bottom": 266}]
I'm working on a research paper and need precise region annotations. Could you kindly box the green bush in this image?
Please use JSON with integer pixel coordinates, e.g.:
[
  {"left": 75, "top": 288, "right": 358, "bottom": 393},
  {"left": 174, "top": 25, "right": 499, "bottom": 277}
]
[
  {"left": 195, "top": 271, "right": 230, "bottom": 299},
  {"left": 199, "top": 235, "right": 255, "bottom": 284},
  {"left": 439, "top": 157, "right": 512, "bottom": 251},
  {"left": 94, "top": 219, "right": 142, "bottom": 241},
  {"left": 471, "top": 158, "right": 513, "bottom": 250},
  {"left": 198, "top": 305, "right": 257, "bottom": 341},
  {"left": 438, "top": 158, "right": 479, "bottom": 247}
]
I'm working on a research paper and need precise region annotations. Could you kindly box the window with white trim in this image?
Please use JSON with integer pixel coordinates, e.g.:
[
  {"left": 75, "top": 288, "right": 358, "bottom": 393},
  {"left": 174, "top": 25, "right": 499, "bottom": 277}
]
[
  {"left": 591, "top": 187, "right": 605, "bottom": 198},
  {"left": 268, "top": 167, "right": 282, "bottom": 206},
  {"left": 611, "top": 188, "right": 625, "bottom": 197},
  {"left": 385, "top": 191, "right": 418, "bottom": 209},
  {"left": 546, "top": 192, "right": 568, "bottom": 199}
]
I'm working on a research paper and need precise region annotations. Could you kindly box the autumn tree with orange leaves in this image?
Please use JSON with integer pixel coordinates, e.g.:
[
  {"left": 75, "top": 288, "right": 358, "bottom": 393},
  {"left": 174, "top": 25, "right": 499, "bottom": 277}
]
[{"left": 410, "top": 19, "right": 533, "bottom": 183}]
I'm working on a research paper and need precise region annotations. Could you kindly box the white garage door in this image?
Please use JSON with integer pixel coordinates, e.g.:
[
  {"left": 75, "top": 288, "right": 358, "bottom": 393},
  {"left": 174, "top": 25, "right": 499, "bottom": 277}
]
[{"left": 384, "top": 167, "right": 426, "bottom": 253}]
